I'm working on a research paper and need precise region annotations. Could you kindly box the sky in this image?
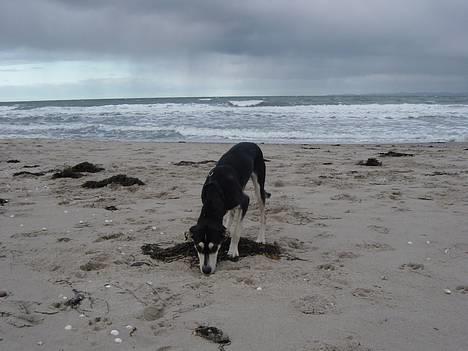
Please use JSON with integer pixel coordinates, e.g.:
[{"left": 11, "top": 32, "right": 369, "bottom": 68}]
[{"left": 1, "top": 0, "right": 468, "bottom": 101}]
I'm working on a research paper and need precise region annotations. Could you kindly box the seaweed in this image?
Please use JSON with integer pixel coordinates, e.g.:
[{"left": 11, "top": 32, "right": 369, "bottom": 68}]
[
  {"left": 82, "top": 174, "right": 145, "bottom": 188},
  {"left": 52, "top": 168, "right": 84, "bottom": 179},
  {"left": 52, "top": 161, "right": 104, "bottom": 179},
  {"left": 69, "top": 162, "right": 104, "bottom": 173},
  {"left": 141, "top": 237, "right": 282, "bottom": 263},
  {"left": 357, "top": 158, "right": 382, "bottom": 166},
  {"left": 194, "top": 326, "right": 230, "bottom": 345},
  {"left": 174, "top": 160, "right": 217, "bottom": 166},
  {"left": 379, "top": 150, "right": 414, "bottom": 157},
  {"left": 13, "top": 171, "right": 46, "bottom": 177}
]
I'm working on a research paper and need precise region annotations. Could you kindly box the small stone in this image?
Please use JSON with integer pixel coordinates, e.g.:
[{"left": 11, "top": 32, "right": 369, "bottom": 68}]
[
  {"left": 444, "top": 289, "right": 452, "bottom": 295},
  {"left": 42, "top": 227, "right": 47, "bottom": 231},
  {"left": 37, "top": 341, "right": 43, "bottom": 346},
  {"left": 407, "top": 241, "right": 413, "bottom": 245},
  {"left": 426, "top": 240, "right": 431, "bottom": 244},
  {"left": 114, "top": 338, "right": 122, "bottom": 343},
  {"left": 125, "top": 325, "right": 133, "bottom": 329},
  {"left": 64, "top": 325, "right": 72, "bottom": 330},
  {"left": 104, "top": 284, "right": 111, "bottom": 288},
  {"left": 110, "top": 329, "right": 119, "bottom": 336},
  {"left": 444, "top": 248, "right": 449, "bottom": 254},
  {"left": 256, "top": 287, "right": 262, "bottom": 291},
  {"left": 151, "top": 226, "right": 157, "bottom": 230},
  {"left": 0, "top": 290, "right": 8, "bottom": 297},
  {"left": 381, "top": 275, "right": 388, "bottom": 280},
  {"left": 10, "top": 214, "right": 15, "bottom": 218}
]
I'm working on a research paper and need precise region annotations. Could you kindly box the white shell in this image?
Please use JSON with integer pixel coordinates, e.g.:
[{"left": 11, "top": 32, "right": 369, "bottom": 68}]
[
  {"left": 114, "top": 338, "right": 122, "bottom": 343},
  {"left": 64, "top": 325, "right": 72, "bottom": 330},
  {"left": 110, "top": 330, "right": 120, "bottom": 336}
]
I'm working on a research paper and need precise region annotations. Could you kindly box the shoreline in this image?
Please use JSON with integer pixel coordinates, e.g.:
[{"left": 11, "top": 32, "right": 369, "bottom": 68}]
[
  {"left": 1, "top": 138, "right": 467, "bottom": 350},
  {"left": 2, "top": 137, "right": 468, "bottom": 147}
]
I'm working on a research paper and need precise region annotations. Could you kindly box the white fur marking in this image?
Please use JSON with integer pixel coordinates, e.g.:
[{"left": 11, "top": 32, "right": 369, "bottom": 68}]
[
  {"left": 228, "top": 206, "right": 242, "bottom": 257},
  {"left": 198, "top": 242, "right": 204, "bottom": 249},
  {"left": 208, "top": 242, "right": 214, "bottom": 250},
  {"left": 251, "top": 173, "right": 266, "bottom": 244}
]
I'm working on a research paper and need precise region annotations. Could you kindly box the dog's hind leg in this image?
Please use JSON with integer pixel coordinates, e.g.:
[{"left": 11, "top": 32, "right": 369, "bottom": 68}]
[
  {"left": 224, "top": 210, "right": 235, "bottom": 234},
  {"left": 228, "top": 194, "right": 249, "bottom": 258},
  {"left": 227, "top": 206, "right": 242, "bottom": 258},
  {"left": 251, "top": 173, "right": 266, "bottom": 243}
]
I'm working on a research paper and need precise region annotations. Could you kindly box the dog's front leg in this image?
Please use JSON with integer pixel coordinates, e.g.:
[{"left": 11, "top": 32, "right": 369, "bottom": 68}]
[{"left": 227, "top": 207, "right": 242, "bottom": 258}]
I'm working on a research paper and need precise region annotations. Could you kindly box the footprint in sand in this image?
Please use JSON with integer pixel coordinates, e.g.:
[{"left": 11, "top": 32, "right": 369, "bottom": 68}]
[
  {"left": 355, "top": 241, "right": 393, "bottom": 251},
  {"left": 291, "top": 294, "right": 337, "bottom": 315},
  {"left": 399, "top": 263, "right": 424, "bottom": 271},
  {"left": 1, "top": 300, "right": 44, "bottom": 328},
  {"left": 330, "top": 193, "right": 359, "bottom": 202},
  {"left": 367, "top": 225, "right": 390, "bottom": 235},
  {"left": 317, "top": 263, "right": 336, "bottom": 271},
  {"left": 352, "top": 287, "right": 392, "bottom": 305},
  {"left": 455, "top": 285, "right": 468, "bottom": 294},
  {"left": 309, "top": 341, "right": 372, "bottom": 351}
]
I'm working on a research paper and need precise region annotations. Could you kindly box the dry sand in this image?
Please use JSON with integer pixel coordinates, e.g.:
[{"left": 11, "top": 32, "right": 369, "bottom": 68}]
[{"left": 1, "top": 139, "right": 467, "bottom": 351}]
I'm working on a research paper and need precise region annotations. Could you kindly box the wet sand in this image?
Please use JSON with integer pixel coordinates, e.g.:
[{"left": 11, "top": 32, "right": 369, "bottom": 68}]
[{"left": 1, "top": 139, "right": 468, "bottom": 351}]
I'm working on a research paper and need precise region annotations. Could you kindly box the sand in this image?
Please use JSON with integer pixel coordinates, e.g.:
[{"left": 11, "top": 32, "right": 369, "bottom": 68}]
[{"left": 1, "top": 139, "right": 467, "bottom": 351}]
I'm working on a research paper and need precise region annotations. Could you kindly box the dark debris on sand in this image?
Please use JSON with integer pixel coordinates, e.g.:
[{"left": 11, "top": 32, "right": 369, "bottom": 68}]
[
  {"left": 82, "top": 174, "right": 145, "bottom": 188},
  {"left": 379, "top": 150, "right": 414, "bottom": 157},
  {"left": 0, "top": 198, "right": 8, "bottom": 206},
  {"left": 141, "top": 237, "right": 282, "bottom": 264},
  {"left": 357, "top": 158, "right": 382, "bottom": 166},
  {"left": 6, "top": 159, "right": 20, "bottom": 163},
  {"left": 194, "top": 326, "right": 231, "bottom": 345},
  {"left": 174, "top": 160, "right": 217, "bottom": 166},
  {"left": 52, "top": 162, "right": 104, "bottom": 179},
  {"left": 13, "top": 171, "right": 46, "bottom": 177},
  {"left": 105, "top": 205, "right": 118, "bottom": 211}
]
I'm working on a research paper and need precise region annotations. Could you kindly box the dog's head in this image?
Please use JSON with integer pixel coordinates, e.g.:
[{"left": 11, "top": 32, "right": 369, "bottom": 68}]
[{"left": 188, "top": 222, "right": 226, "bottom": 274}]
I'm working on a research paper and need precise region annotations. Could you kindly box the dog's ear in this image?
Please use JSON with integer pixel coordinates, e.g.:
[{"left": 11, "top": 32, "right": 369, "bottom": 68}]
[{"left": 186, "top": 225, "right": 198, "bottom": 240}]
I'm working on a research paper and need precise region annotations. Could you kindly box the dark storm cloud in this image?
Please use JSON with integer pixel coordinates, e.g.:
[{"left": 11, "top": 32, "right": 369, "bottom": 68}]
[{"left": 1, "top": 0, "right": 468, "bottom": 93}]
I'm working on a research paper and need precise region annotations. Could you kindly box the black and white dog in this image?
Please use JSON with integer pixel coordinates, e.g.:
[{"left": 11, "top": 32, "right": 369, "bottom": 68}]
[{"left": 189, "top": 142, "right": 270, "bottom": 274}]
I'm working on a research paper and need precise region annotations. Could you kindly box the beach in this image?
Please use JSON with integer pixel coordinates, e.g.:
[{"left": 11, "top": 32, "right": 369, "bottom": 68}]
[{"left": 1, "top": 138, "right": 467, "bottom": 351}]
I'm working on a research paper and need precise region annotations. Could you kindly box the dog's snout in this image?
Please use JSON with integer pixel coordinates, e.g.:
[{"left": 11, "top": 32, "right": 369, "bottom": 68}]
[{"left": 202, "top": 265, "right": 212, "bottom": 274}]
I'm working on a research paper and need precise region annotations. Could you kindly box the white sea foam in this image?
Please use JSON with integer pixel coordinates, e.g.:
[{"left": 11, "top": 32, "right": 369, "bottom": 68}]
[
  {"left": 228, "top": 100, "right": 264, "bottom": 107},
  {"left": 1, "top": 101, "right": 468, "bottom": 143}
]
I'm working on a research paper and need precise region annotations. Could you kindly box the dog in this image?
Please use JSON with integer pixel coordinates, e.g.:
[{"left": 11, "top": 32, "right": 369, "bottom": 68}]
[{"left": 188, "top": 142, "right": 270, "bottom": 274}]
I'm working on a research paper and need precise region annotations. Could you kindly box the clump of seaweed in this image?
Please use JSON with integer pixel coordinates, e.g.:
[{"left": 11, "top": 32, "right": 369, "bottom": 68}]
[
  {"left": 82, "top": 174, "right": 145, "bottom": 188},
  {"left": 13, "top": 171, "right": 46, "bottom": 177},
  {"left": 357, "top": 158, "right": 382, "bottom": 166},
  {"left": 194, "top": 326, "right": 230, "bottom": 345},
  {"left": 52, "top": 161, "right": 104, "bottom": 179},
  {"left": 141, "top": 237, "right": 282, "bottom": 264},
  {"left": 174, "top": 160, "right": 217, "bottom": 166},
  {"left": 379, "top": 150, "right": 414, "bottom": 157}
]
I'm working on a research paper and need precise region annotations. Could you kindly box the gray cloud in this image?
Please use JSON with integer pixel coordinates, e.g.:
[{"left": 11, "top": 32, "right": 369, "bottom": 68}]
[{"left": 1, "top": 0, "right": 468, "bottom": 96}]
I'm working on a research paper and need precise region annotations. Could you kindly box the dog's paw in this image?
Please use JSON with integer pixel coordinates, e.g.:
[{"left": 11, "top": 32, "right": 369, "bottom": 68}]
[{"left": 227, "top": 249, "right": 239, "bottom": 259}]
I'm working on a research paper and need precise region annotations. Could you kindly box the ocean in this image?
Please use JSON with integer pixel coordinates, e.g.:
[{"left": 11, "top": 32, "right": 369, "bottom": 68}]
[{"left": 1, "top": 95, "right": 468, "bottom": 144}]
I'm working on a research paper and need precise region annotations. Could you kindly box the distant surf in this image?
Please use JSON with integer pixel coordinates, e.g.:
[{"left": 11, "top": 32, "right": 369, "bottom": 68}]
[{"left": 1, "top": 95, "right": 468, "bottom": 143}]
